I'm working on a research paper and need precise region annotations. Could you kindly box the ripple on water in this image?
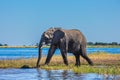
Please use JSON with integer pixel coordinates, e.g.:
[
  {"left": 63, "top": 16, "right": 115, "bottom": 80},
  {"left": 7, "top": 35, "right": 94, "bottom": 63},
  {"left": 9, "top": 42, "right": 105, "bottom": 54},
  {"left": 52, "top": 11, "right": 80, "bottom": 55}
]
[{"left": 0, "top": 69, "right": 120, "bottom": 80}]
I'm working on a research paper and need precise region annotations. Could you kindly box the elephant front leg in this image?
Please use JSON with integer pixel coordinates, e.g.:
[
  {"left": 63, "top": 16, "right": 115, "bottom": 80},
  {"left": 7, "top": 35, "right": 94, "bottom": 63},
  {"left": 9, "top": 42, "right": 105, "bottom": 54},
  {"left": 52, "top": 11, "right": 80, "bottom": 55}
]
[
  {"left": 59, "top": 39, "right": 68, "bottom": 66},
  {"left": 45, "top": 45, "right": 57, "bottom": 65}
]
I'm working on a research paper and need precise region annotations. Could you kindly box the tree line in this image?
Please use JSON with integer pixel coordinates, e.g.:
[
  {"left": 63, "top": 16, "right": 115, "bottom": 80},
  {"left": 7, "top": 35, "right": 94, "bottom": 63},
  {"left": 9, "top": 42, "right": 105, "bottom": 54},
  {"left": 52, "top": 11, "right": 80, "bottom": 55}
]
[
  {"left": 87, "top": 42, "right": 120, "bottom": 45},
  {"left": 0, "top": 43, "right": 8, "bottom": 46}
]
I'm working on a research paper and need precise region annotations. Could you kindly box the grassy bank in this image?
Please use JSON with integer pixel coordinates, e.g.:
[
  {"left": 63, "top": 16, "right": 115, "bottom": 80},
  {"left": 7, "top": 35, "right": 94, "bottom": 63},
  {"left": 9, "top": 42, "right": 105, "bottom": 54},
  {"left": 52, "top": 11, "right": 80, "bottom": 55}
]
[{"left": 0, "top": 52, "right": 120, "bottom": 74}]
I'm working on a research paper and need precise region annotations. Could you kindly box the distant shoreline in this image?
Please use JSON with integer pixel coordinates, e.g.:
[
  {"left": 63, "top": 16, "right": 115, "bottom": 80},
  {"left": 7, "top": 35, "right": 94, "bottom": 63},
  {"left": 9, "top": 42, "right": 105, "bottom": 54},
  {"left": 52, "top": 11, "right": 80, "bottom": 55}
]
[
  {"left": 0, "top": 46, "right": 38, "bottom": 48},
  {"left": 0, "top": 45, "right": 120, "bottom": 48},
  {"left": 0, "top": 46, "right": 49, "bottom": 48}
]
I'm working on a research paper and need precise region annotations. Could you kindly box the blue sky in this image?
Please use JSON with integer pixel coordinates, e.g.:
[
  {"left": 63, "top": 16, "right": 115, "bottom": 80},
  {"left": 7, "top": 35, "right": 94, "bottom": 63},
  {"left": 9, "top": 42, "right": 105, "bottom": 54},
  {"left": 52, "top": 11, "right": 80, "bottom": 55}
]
[{"left": 0, "top": 0, "right": 120, "bottom": 45}]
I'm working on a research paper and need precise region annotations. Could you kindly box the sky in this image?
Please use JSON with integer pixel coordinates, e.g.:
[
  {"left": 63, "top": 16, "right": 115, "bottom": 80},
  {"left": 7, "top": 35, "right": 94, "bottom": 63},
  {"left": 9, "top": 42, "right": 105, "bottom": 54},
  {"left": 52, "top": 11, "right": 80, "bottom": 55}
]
[{"left": 0, "top": 0, "right": 120, "bottom": 46}]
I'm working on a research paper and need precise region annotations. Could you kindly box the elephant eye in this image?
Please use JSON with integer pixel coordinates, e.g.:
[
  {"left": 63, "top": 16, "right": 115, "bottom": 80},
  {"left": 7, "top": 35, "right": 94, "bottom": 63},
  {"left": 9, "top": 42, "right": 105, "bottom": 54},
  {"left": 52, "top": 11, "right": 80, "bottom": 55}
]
[{"left": 45, "top": 37, "right": 49, "bottom": 40}]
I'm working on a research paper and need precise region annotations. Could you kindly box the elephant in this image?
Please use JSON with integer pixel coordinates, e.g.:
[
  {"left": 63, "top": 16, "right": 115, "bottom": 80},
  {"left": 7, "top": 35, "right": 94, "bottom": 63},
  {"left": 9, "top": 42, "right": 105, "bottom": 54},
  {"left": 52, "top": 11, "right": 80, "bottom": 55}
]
[{"left": 36, "top": 28, "right": 93, "bottom": 67}]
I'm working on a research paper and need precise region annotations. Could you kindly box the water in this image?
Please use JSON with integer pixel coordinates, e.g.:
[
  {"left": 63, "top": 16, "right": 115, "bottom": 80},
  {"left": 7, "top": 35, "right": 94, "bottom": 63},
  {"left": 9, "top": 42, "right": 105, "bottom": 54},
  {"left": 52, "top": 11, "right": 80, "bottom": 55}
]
[
  {"left": 0, "top": 48, "right": 120, "bottom": 80},
  {"left": 0, "top": 69, "right": 120, "bottom": 80},
  {"left": 88, "top": 48, "right": 120, "bottom": 54},
  {"left": 0, "top": 48, "right": 120, "bottom": 59}
]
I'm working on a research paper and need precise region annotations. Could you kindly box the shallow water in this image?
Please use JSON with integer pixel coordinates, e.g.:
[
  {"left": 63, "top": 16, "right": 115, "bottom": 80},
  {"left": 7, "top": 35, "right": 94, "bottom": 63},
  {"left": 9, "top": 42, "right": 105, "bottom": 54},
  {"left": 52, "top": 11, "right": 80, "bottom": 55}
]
[{"left": 0, "top": 69, "right": 120, "bottom": 80}]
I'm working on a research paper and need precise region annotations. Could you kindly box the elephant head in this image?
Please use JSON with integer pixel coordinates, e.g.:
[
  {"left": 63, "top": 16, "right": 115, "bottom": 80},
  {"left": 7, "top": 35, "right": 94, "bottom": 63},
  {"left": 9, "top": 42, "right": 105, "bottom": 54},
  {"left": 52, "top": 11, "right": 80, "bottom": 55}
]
[{"left": 36, "top": 27, "right": 61, "bottom": 67}]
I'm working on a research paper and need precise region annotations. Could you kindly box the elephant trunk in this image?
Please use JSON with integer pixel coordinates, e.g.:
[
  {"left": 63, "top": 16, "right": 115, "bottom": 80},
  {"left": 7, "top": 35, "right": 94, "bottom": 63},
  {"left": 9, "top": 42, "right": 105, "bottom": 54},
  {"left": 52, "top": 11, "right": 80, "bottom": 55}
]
[{"left": 36, "top": 40, "right": 43, "bottom": 67}]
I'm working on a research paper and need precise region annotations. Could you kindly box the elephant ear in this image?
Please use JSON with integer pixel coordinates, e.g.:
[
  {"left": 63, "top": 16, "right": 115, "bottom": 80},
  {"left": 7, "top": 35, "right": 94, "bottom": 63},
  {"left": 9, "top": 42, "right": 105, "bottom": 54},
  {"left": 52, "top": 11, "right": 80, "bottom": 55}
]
[{"left": 52, "top": 29, "right": 65, "bottom": 44}]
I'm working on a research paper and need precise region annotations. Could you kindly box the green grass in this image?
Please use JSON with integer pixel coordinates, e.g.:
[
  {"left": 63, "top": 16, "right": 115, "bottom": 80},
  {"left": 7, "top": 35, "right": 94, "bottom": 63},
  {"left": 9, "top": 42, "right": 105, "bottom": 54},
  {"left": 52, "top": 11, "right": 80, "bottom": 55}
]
[
  {"left": 40, "top": 64, "right": 120, "bottom": 74},
  {"left": 0, "top": 52, "right": 120, "bottom": 74},
  {"left": 72, "top": 65, "right": 120, "bottom": 74}
]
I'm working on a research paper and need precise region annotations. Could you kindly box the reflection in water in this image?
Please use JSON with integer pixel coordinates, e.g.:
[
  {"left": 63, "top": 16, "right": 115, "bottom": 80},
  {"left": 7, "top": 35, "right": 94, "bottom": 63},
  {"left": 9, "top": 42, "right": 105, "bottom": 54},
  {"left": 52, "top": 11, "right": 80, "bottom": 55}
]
[
  {"left": 0, "top": 69, "right": 120, "bottom": 80},
  {"left": 36, "top": 69, "right": 74, "bottom": 80},
  {"left": 36, "top": 69, "right": 120, "bottom": 80}
]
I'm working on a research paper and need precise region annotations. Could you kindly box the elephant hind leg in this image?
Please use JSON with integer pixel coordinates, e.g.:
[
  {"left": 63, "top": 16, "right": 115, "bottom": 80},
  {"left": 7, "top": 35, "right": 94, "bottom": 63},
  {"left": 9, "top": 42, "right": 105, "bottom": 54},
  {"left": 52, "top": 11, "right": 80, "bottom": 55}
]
[
  {"left": 80, "top": 47, "right": 93, "bottom": 66},
  {"left": 74, "top": 54, "right": 80, "bottom": 66},
  {"left": 81, "top": 54, "right": 93, "bottom": 66}
]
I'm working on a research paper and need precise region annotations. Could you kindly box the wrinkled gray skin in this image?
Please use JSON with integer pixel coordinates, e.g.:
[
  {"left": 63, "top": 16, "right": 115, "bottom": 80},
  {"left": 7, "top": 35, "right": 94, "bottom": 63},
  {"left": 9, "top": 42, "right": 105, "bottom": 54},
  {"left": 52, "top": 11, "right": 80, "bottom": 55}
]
[{"left": 36, "top": 28, "right": 93, "bottom": 67}]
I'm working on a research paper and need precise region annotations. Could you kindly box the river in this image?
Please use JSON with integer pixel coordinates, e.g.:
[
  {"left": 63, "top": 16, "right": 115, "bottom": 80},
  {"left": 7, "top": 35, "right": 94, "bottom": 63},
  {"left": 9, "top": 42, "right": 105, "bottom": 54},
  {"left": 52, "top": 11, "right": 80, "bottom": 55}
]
[
  {"left": 0, "top": 69, "right": 120, "bottom": 80},
  {"left": 0, "top": 47, "right": 120, "bottom": 59},
  {"left": 0, "top": 47, "right": 120, "bottom": 80}
]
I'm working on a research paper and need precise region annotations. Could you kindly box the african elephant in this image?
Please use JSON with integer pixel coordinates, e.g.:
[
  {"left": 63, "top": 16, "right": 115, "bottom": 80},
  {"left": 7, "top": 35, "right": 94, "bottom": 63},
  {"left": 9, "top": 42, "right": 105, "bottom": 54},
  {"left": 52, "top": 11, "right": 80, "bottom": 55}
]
[{"left": 36, "top": 28, "right": 93, "bottom": 67}]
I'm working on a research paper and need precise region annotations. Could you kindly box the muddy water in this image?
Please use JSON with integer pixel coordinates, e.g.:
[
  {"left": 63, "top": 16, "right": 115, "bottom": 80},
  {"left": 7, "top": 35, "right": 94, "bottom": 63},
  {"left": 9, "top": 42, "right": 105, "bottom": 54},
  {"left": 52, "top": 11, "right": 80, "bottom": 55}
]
[{"left": 0, "top": 69, "right": 120, "bottom": 80}]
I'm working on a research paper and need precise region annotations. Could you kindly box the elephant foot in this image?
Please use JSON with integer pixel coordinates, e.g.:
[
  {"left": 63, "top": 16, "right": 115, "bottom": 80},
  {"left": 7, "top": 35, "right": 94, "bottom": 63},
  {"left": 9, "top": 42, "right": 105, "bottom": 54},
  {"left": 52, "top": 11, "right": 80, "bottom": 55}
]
[
  {"left": 65, "top": 63, "right": 68, "bottom": 66},
  {"left": 89, "top": 62, "right": 94, "bottom": 66},
  {"left": 44, "top": 63, "right": 49, "bottom": 66},
  {"left": 75, "top": 63, "right": 80, "bottom": 67},
  {"left": 36, "top": 65, "right": 40, "bottom": 68},
  {"left": 88, "top": 60, "right": 94, "bottom": 66},
  {"left": 64, "top": 60, "right": 68, "bottom": 66}
]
